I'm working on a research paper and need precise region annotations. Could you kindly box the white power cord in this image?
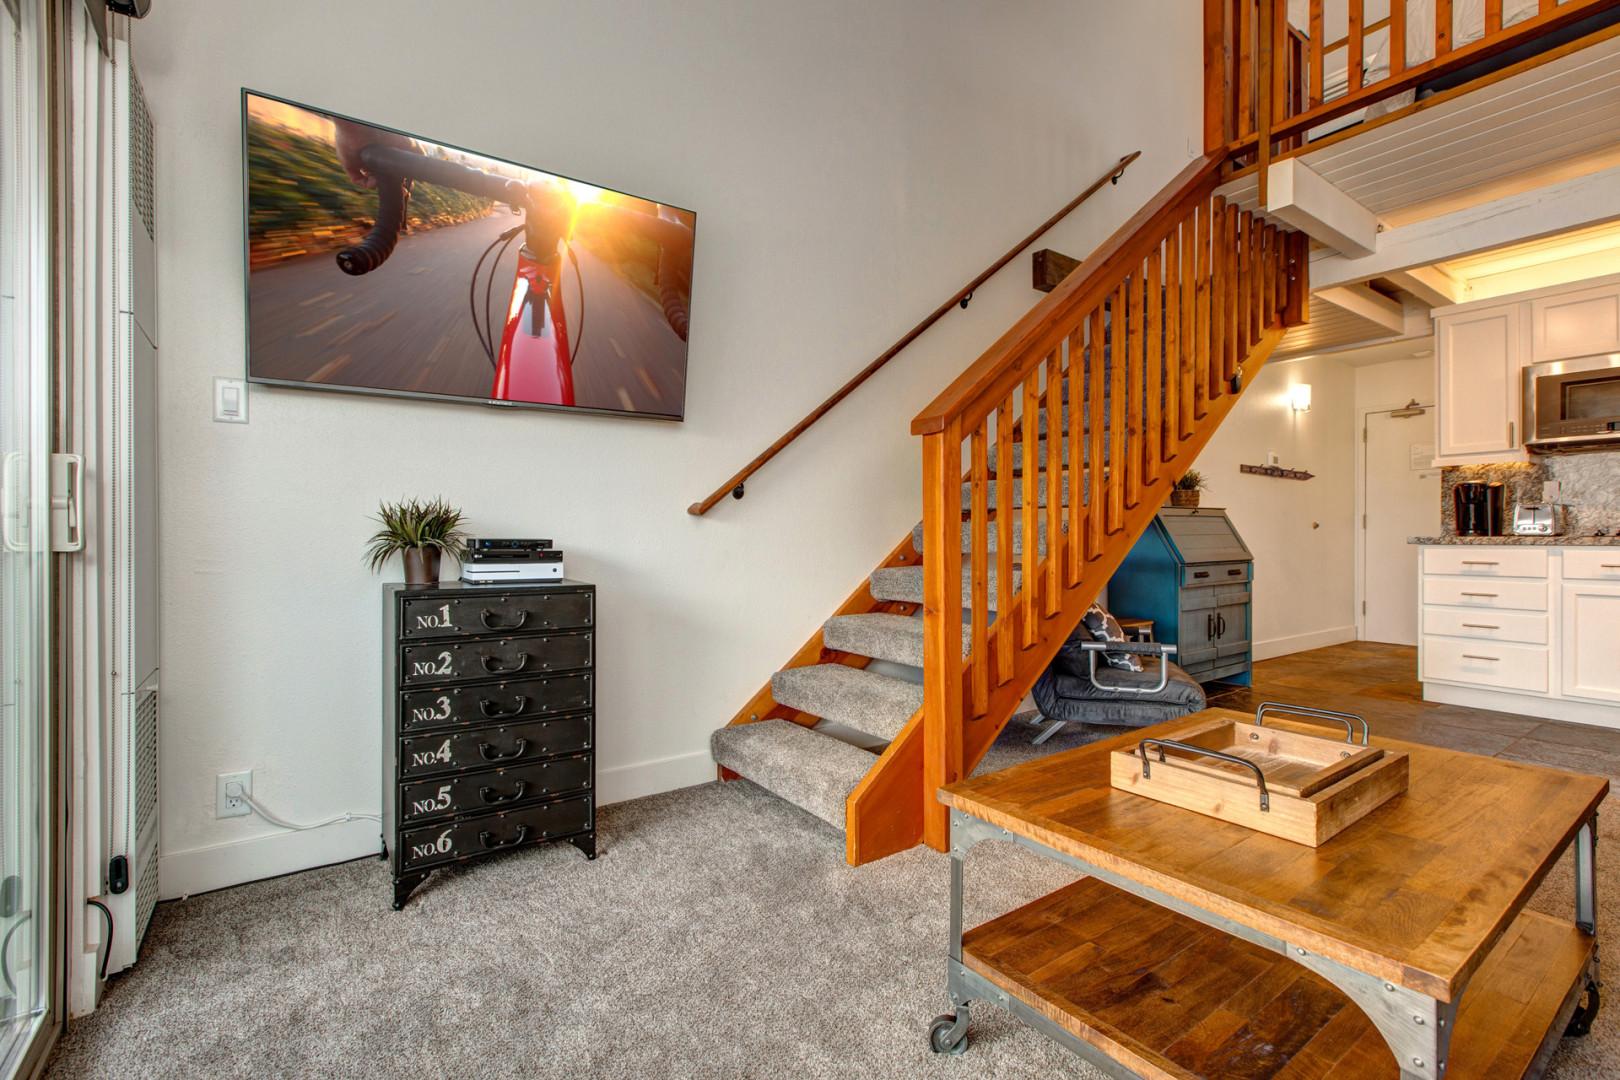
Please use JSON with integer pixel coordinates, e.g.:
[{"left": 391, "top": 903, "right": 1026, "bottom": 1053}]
[{"left": 225, "top": 781, "right": 380, "bottom": 832}]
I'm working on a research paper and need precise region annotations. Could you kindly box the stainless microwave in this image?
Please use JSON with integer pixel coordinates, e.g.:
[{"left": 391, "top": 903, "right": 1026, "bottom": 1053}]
[{"left": 1523, "top": 354, "right": 1620, "bottom": 451}]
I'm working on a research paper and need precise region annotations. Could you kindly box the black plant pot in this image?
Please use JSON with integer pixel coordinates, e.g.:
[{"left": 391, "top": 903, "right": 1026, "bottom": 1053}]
[{"left": 402, "top": 548, "right": 441, "bottom": 586}]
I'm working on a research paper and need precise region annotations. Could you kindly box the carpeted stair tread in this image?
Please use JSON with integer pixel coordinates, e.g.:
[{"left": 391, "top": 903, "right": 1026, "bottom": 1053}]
[
  {"left": 823, "top": 612, "right": 971, "bottom": 667},
  {"left": 710, "top": 719, "right": 873, "bottom": 831},
  {"left": 965, "top": 471, "right": 1072, "bottom": 510},
  {"left": 912, "top": 514, "right": 1052, "bottom": 556},
  {"left": 869, "top": 564, "right": 1021, "bottom": 608},
  {"left": 770, "top": 664, "right": 923, "bottom": 742}
]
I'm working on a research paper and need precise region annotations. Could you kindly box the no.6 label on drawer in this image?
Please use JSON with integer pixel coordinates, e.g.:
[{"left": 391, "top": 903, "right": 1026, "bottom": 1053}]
[
  {"left": 412, "top": 651, "right": 453, "bottom": 678},
  {"left": 412, "top": 696, "right": 452, "bottom": 725},
  {"left": 410, "top": 828, "right": 454, "bottom": 861},
  {"left": 411, "top": 740, "right": 452, "bottom": 769},
  {"left": 415, "top": 603, "right": 453, "bottom": 631}
]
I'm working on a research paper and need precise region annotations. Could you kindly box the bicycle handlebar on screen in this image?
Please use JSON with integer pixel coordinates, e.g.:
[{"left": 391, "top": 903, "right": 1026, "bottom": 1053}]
[{"left": 334, "top": 145, "right": 529, "bottom": 277}]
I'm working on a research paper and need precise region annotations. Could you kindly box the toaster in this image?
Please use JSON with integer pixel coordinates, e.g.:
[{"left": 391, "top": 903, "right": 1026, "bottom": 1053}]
[{"left": 1512, "top": 503, "right": 1566, "bottom": 537}]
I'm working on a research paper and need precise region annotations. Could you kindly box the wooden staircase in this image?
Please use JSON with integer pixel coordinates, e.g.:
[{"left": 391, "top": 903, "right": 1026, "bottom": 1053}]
[{"left": 712, "top": 152, "right": 1309, "bottom": 864}]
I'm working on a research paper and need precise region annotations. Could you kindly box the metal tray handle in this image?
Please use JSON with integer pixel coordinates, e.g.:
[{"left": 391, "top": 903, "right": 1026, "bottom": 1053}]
[
  {"left": 1254, "top": 701, "right": 1369, "bottom": 746},
  {"left": 1138, "top": 737, "right": 1269, "bottom": 812}
]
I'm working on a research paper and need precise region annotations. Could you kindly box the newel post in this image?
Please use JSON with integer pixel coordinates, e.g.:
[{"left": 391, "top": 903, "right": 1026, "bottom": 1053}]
[{"left": 920, "top": 420, "right": 964, "bottom": 851}]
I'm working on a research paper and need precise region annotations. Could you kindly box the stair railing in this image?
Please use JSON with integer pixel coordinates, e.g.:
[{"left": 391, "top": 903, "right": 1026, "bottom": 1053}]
[
  {"left": 908, "top": 152, "right": 1308, "bottom": 849},
  {"left": 687, "top": 151, "right": 1142, "bottom": 516}
]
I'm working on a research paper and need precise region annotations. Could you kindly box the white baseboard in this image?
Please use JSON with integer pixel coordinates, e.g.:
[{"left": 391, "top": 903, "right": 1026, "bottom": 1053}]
[
  {"left": 1423, "top": 681, "right": 1620, "bottom": 729},
  {"left": 1253, "top": 624, "right": 1357, "bottom": 661},
  {"left": 158, "top": 749, "right": 717, "bottom": 899}
]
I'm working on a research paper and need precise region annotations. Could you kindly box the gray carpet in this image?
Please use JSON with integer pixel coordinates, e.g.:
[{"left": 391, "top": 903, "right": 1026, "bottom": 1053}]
[{"left": 47, "top": 719, "right": 1620, "bottom": 1079}]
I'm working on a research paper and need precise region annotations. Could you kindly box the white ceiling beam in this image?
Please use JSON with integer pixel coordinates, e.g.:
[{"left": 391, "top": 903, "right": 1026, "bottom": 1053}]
[
  {"left": 1315, "top": 284, "right": 1408, "bottom": 335},
  {"left": 1388, "top": 266, "right": 1469, "bottom": 308},
  {"left": 1311, "top": 165, "right": 1620, "bottom": 291},
  {"left": 1265, "top": 159, "right": 1380, "bottom": 257}
]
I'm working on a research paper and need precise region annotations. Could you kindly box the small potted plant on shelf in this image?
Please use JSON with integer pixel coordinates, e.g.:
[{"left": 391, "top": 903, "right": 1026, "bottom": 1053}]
[
  {"left": 365, "top": 497, "right": 468, "bottom": 585},
  {"left": 1170, "top": 469, "right": 1208, "bottom": 508}
]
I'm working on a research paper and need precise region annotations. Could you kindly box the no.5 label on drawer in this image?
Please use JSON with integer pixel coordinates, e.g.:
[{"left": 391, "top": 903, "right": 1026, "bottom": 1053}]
[{"left": 412, "top": 784, "right": 453, "bottom": 817}]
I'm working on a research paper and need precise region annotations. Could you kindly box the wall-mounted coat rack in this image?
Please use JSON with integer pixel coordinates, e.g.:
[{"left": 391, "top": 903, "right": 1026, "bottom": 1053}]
[{"left": 1240, "top": 464, "right": 1314, "bottom": 481}]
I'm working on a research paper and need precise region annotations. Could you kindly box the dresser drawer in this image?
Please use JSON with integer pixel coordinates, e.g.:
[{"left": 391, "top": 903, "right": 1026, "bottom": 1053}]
[
  {"left": 398, "top": 753, "right": 592, "bottom": 825},
  {"left": 400, "top": 590, "right": 594, "bottom": 639},
  {"left": 1563, "top": 549, "right": 1620, "bottom": 581},
  {"left": 399, "top": 672, "right": 594, "bottom": 732},
  {"left": 1421, "top": 636, "right": 1549, "bottom": 693},
  {"left": 1180, "top": 584, "right": 1251, "bottom": 612},
  {"left": 1422, "top": 576, "right": 1548, "bottom": 611},
  {"left": 1182, "top": 562, "right": 1251, "bottom": 587},
  {"left": 1422, "top": 607, "right": 1549, "bottom": 645},
  {"left": 1423, "top": 547, "right": 1548, "bottom": 578},
  {"left": 399, "top": 631, "right": 593, "bottom": 687},
  {"left": 399, "top": 714, "right": 593, "bottom": 779},
  {"left": 398, "top": 794, "right": 593, "bottom": 872}
]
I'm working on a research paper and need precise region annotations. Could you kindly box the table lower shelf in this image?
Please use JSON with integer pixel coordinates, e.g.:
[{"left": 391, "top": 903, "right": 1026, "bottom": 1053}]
[{"left": 961, "top": 877, "right": 1593, "bottom": 1078}]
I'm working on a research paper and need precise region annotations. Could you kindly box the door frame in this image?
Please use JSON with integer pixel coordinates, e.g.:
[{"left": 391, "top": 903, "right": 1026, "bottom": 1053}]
[{"left": 1354, "top": 400, "right": 1437, "bottom": 644}]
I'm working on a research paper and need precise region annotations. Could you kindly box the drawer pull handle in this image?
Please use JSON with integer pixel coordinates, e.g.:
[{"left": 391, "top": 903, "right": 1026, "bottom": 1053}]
[
  {"left": 480, "top": 608, "right": 530, "bottom": 630},
  {"left": 478, "top": 695, "right": 529, "bottom": 719},
  {"left": 1460, "top": 591, "right": 1498, "bottom": 598},
  {"left": 1462, "top": 654, "right": 1500, "bottom": 662},
  {"left": 479, "top": 825, "right": 532, "bottom": 849},
  {"left": 1460, "top": 623, "right": 1500, "bottom": 630},
  {"left": 1227, "top": 568, "right": 1243, "bottom": 576},
  {"left": 1460, "top": 560, "right": 1499, "bottom": 566},
  {"left": 479, "top": 780, "right": 530, "bottom": 805},
  {"left": 481, "top": 653, "right": 531, "bottom": 674},
  {"left": 1603, "top": 564, "right": 1620, "bottom": 570},
  {"left": 479, "top": 738, "right": 529, "bottom": 761},
  {"left": 1193, "top": 570, "right": 1210, "bottom": 579}
]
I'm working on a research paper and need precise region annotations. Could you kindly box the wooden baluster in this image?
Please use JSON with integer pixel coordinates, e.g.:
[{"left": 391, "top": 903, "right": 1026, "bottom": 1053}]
[
  {"left": 1066, "top": 327, "right": 1084, "bottom": 586},
  {"left": 1485, "top": 0, "right": 1502, "bottom": 35},
  {"left": 1252, "top": 216, "right": 1265, "bottom": 340},
  {"left": 1163, "top": 224, "right": 1181, "bottom": 459},
  {"left": 1194, "top": 201, "right": 1211, "bottom": 419},
  {"left": 1390, "top": 0, "right": 1407, "bottom": 76},
  {"left": 1108, "top": 284, "right": 1126, "bottom": 533},
  {"left": 919, "top": 420, "right": 963, "bottom": 851},
  {"left": 1125, "top": 268, "right": 1143, "bottom": 510},
  {"left": 1181, "top": 212, "right": 1197, "bottom": 437},
  {"left": 1237, "top": 212, "right": 1253, "bottom": 359},
  {"left": 1224, "top": 200, "right": 1240, "bottom": 385},
  {"left": 1087, "top": 307, "right": 1106, "bottom": 556},
  {"left": 994, "top": 394, "right": 1015, "bottom": 685},
  {"left": 1267, "top": 224, "right": 1280, "bottom": 326},
  {"left": 969, "top": 420, "right": 989, "bottom": 718},
  {"left": 1539, "top": 0, "right": 1555, "bottom": 11},
  {"left": 1021, "top": 369, "right": 1040, "bottom": 647},
  {"left": 1348, "top": 0, "right": 1365, "bottom": 92},
  {"left": 1238, "top": 0, "right": 1255, "bottom": 137},
  {"left": 1044, "top": 350, "right": 1062, "bottom": 617},
  {"left": 1208, "top": 197, "right": 1226, "bottom": 402},
  {"left": 1309, "top": 0, "right": 1324, "bottom": 107},
  {"left": 1145, "top": 244, "right": 1163, "bottom": 487},
  {"left": 1436, "top": 0, "right": 1452, "bottom": 56}
]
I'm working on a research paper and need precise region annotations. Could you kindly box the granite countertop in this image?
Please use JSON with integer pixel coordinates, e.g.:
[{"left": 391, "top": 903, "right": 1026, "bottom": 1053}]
[{"left": 1408, "top": 535, "right": 1620, "bottom": 546}]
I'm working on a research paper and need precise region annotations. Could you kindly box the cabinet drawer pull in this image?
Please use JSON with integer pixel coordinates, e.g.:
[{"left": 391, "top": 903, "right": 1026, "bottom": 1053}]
[
  {"left": 1194, "top": 570, "right": 1210, "bottom": 579},
  {"left": 1227, "top": 568, "right": 1243, "bottom": 576},
  {"left": 478, "top": 695, "right": 529, "bottom": 719},
  {"left": 1460, "top": 623, "right": 1500, "bottom": 630},
  {"left": 1460, "top": 591, "right": 1498, "bottom": 598},
  {"left": 479, "top": 825, "right": 532, "bottom": 849},
  {"left": 479, "top": 780, "right": 530, "bottom": 805},
  {"left": 480, "top": 652, "right": 531, "bottom": 674},
  {"left": 1460, "top": 560, "right": 1499, "bottom": 566},
  {"left": 480, "top": 608, "right": 530, "bottom": 630},
  {"left": 478, "top": 738, "right": 529, "bottom": 761},
  {"left": 1461, "top": 654, "right": 1500, "bottom": 662},
  {"left": 1603, "top": 564, "right": 1620, "bottom": 570}
]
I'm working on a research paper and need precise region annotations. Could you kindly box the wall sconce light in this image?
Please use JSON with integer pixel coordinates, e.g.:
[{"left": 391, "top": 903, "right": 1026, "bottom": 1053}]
[{"left": 1290, "top": 383, "right": 1313, "bottom": 412}]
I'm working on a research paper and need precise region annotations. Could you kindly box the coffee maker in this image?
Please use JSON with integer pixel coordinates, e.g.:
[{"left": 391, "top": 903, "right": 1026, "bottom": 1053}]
[{"left": 1452, "top": 481, "right": 1505, "bottom": 536}]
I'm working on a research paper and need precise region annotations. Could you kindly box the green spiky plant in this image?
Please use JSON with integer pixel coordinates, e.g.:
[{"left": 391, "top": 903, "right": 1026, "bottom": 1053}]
[
  {"left": 364, "top": 497, "right": 468, "bottom": 573},
  {"left": 1173, "top": 469, "right": 1210, "bottom": 492}
]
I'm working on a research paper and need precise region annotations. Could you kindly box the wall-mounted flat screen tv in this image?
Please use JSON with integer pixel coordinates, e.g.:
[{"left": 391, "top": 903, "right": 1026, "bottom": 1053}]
[{"left": 242, "top": 90, "right": 695, "bottom": 419}]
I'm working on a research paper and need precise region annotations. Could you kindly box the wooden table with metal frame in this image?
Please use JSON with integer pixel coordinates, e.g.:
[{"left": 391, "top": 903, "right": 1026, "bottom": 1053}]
[{"left": 929, "top": 704, "right": 1605, "bottom": 1078}]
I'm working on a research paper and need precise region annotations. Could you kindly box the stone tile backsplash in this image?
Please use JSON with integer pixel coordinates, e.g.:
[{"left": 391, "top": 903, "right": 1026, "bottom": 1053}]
[{"left": 1439, "top": 451, "right": 1620, "bottom": 536}]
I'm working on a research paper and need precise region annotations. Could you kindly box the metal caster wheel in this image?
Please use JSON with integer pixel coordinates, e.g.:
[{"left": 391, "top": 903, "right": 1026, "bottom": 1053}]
[
  {"left": 1567, "top": 981, "right": 1601, "bottom": 1037},
  {"left": 928, "top": 1013, "right": 968, "bottom": 1056}
]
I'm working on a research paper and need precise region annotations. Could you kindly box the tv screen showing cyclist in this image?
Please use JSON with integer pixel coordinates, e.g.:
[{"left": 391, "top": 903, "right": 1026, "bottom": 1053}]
[{"left": 242, "top": 90, "right": 696, "bottom": 419}]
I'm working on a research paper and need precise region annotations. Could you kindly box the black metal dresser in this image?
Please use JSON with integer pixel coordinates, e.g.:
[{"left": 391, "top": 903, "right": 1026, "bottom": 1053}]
[{"left": 382, "top": 580, "right": 596, "bottom": 909}]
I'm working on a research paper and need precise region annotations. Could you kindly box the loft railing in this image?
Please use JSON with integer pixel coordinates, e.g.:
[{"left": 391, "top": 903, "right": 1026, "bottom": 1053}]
[
  {"left": 907, "top": 153, "right": 1307, "bottom": 848},
  {"left": 1206, "top": 0, "right": 1620, "bottom": 194},
  {"left": 686, "top": 151, "right": 1141, "bottom": 516}
]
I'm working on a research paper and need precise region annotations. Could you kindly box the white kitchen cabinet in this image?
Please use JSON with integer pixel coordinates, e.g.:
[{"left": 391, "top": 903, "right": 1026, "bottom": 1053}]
[
  {"left": 1562, "top": 581, "right": 1620, "bottom": 704},
  {"left": 1532, "top": 281, "right": 1620, "bottom": 362},
  {"left": 1436, "top": 302, "right": 1522, "bottom": 458}
]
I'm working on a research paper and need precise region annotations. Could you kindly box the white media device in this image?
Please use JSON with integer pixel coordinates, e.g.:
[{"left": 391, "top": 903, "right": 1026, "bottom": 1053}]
[{"left": 461, "top": 560, "right": 565, "bottom": 583}]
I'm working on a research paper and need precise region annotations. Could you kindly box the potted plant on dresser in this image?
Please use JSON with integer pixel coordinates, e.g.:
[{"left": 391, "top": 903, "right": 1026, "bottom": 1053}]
[
  {"left": 1171, "top": 469, "right": 1209, "bottom": 508},
  {"left": 365, "top": 497, "right": 468, "bottom": 585}
]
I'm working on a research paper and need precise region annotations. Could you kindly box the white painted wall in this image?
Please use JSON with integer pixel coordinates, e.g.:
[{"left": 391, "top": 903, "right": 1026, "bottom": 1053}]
[
  {"left": 1188, "top": 356, "right": 1359, "bottom": 659},
  {"left": 136, "top": 0, "right": 1205, "bottom": 894}
]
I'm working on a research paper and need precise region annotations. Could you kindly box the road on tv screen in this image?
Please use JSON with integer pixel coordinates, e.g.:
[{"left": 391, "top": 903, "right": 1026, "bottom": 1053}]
[{"left": 248, "top": 210, "right": 687, "bottom": 416}]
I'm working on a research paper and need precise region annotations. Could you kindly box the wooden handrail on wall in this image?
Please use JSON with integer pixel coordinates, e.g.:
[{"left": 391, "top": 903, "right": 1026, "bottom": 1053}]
[{"left": 686, "top": 150, "right": 1142, "bottom": 517}]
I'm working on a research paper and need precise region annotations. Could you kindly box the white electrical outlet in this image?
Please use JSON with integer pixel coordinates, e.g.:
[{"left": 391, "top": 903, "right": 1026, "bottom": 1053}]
[{"left": 216, "top": 770, "right": 253, "bottom": 818}]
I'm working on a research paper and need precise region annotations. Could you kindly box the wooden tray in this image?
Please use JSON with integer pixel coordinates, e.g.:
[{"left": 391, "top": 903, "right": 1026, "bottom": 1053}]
[{"left": 1108, "top": 703, "right": 1409, "bottom": 846}]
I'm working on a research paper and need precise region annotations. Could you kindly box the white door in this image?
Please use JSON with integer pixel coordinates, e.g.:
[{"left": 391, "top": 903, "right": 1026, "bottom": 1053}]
[
  {"left": 1436, "top": 304, "right": 1521, "bottom": 456},
  {"left": 1562, "top": 582, "right": 1620, "bottom": 703},
  {"left": 1362, "top": 406, "right": 1440, "bottom": 645}
]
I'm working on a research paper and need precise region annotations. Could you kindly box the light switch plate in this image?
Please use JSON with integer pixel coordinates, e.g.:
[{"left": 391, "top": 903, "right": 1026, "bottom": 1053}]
[{"left": 213, "top": 376, "right": 248, "bottom": 424}]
